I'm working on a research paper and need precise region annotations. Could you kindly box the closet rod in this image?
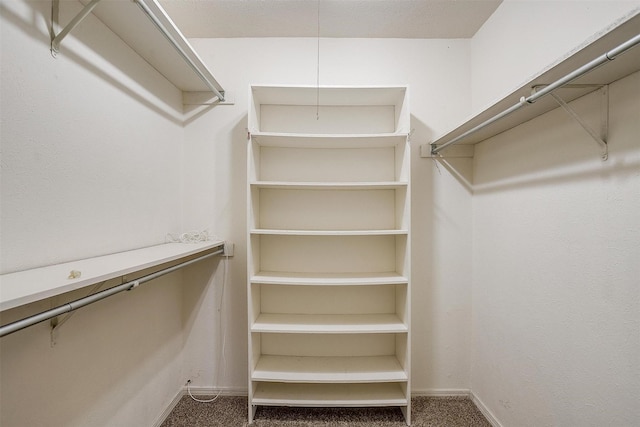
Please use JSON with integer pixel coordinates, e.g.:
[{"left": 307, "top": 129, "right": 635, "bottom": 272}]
[
  {"left": 0, "top": 245, "right": 224, "bottom": 338},
  {"left": 431, "top": 33, "right": 640, "bottom": 155},
  {"left": 133, "top": 0, "right": 226, "bottom": 102}
]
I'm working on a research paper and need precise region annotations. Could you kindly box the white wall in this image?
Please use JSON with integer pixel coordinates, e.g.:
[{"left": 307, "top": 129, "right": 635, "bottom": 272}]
[
  {"left": 1, "top": 0, "right": 185, "bottom": 273},
  {"left": 5, "top": 1, "right": 637, "bottom": 426},
  {"left": 470, "top": 2, "right": 640, "bottom": 424},
  {"left": 181, "top": 37, "right": 476, "bottom": 394},
  {"left": 472, "top": 68, "right": 640, "bottom": 427},
  {"left": 470, "top": 0, "right": 640, "bottom": 113},
  {"left": 0, "top": 1, "right": 195, "bottom": 426}
]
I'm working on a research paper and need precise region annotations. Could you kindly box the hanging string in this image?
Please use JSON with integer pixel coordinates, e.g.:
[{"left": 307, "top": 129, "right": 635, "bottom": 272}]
[{"left": 316, "top": 0, "right": 320, "bottom": 120}]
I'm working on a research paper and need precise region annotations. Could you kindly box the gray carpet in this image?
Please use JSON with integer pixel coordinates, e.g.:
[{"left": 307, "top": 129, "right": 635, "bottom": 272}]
[{"left": 161, "top": 396, "right": 491, "bottom": 426}]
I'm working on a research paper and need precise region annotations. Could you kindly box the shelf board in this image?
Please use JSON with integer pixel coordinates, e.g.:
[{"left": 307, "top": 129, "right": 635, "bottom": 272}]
[
  {"left": 252, "top": 382, "right": 408, "bottom": 407},
  {"left": 251, "top": 133, "right": 408, "bottom": 148},
  {"left": 428, "top": 11, "right": 640, "bottom": 149},
  {"left": 77, "top": 0, "right": 222, "bottom": 94},
  {"left": 0, "top": 241, "right": 224, "bottom": 312},
  {"left": 250, "top": 229, "right": 408, "bottom": 236},
  {"left": 251, "top": 181, "right": 408, "bottom": 190},
  {"left": 250, "top": 85, "right": 409, "bottom": 107},
  {"left": 252, "top": 355, "right": 408, "bottom": 383},
  {"left": 251, "top": 272, "right": 409, "bottom": 286},
  {"left": 252, "top": 313, "right": 408, "bottom": 334}
]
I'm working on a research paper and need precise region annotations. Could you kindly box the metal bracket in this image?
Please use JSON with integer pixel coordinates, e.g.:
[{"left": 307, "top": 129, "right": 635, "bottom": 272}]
[
  {"left": 51, "top": 0, "right": 102, "bottom": 55},
  {"left": 533, "top": 84, "right": 609, "bottom": 161},
  {"left": 49, "top": 280, "right": 105, "bottom": 347},
  {"left": 421, "top": 144, "right": 474, "bottom": 158}
]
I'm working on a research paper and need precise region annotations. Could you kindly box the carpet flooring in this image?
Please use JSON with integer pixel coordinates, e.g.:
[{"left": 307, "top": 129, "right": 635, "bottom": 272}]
[{"left": 161, "top": 395, "right": 492, "bottom": 427}]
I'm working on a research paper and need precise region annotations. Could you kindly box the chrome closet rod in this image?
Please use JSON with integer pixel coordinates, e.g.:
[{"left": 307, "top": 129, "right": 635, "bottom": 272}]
[
  {"left": 431, "top": 33, "right": 640, "bottom": 155},
  {"left": 134, "top": 0, "right": 226, "bottom": 102},
  {"left": 0, "top": 245, "right": 224, "bottom": 338}
]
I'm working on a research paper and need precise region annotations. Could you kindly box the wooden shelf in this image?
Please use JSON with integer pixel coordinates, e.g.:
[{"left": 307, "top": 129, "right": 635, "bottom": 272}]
[
  {"left": 253, "top": 382, "right": 408, "bottom": 407},
  {"left": 252, "top": 355, "right": 408, "bottom": 383},
  {"left": 251, "top": 133, "right": 408, "bottom": 148},
  {"left": 424, "top": 12, "right": 640, "bottom": 151},
  {"left": 251, "top": 181, "right": 408, "bottom": 190},
  {"left": 252, "top": 313, "right": 408, "bottom": 334},
  {"left": 250, "top": 271, "right": 409, "bottom": 286},
  {"left": 0, "top": 241, "right": 223, "bottom": 312},
  {"left": 73, "top": 0, "right": 223, "bottom": 95},
  {"left": 250, "top": 229, "right": 408, "bottom": 236}
]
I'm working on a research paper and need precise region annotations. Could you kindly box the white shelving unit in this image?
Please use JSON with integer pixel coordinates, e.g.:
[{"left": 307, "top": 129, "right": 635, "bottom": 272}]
[{"left": 247, "top": 85, "right": 411, "bottom": 424}]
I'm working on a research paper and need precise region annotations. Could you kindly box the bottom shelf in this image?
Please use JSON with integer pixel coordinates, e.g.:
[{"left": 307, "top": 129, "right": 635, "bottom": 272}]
[{"left": 252, "top": 382, "right": 408, "bottom": 407}]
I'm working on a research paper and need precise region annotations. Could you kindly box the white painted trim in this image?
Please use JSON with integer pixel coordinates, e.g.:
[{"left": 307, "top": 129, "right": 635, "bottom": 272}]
[
  {"left": 154, "top": 387, "right": 484, "bottom": 426},
  {"left": 152, "top": 388, "right": 185, "bottom": 427},
  {"left": 184, "top": 385, "right": 249, "bottom": 397},
  {"left": 411, "top": 388, "right": 470, "bottom": 397},
  {"left": 153, "top": 386, "right": 248, "bottom": 427},
  {"left": 470, "top": 391, "right": 504, "bottom": 427}
]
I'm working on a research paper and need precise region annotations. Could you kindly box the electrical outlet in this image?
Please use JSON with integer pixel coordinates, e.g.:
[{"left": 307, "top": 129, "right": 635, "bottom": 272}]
[{"left": 223, "top": 242, "right": 234, "bottom": 257}]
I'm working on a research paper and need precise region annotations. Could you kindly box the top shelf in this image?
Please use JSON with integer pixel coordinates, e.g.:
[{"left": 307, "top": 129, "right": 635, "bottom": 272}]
[
  {"left": 427, "top": 11, "right": 640, "bottom": 150},
  {"left": 249, "top": 86, "right": 410, "bottom": 135},
  {"left": 0, "top": 241, "right": 224, "bottom": 312},
  {"left": 72, "top": 0, "right": 224, "bottom": 96}
]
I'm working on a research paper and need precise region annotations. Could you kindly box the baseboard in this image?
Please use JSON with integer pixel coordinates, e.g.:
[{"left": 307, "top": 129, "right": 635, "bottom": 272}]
[
  {"left": 412, "top": 388, "right": 471, "bottom": 397},
  {"left": 154, "top": 386, "right": 494, "bottom": 426},
  {"left": 152, "top": 388, "right": 186, "bottom": 427},
  {"left": 184, "top": 385, "right": 248, "bottom": 397},
  {"left": 153, "top": 386, "right": 248, "bottom": 427},
  {"left": 470, "top": 391, "right": 503, "bottom": 427}
]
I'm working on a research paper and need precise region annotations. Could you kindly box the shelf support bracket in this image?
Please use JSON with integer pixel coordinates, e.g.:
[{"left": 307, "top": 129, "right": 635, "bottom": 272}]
[
  {"left": 51, "top": 0, "right": 103, "bottom": 55},
  {"left": 532, "top": 84, "right": 609, "bottom": 161},
  {"left": 50, "top": 280, "right": 106, "bottom": 346},
  {"left": 547, "top": 86, "right": 609, "bottom": 161}
]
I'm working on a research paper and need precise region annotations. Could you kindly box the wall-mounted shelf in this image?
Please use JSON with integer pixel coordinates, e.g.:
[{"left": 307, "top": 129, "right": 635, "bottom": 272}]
[
  {"left": 54, "top": 0, "right": 225, "bottom": 103},
  {"left": 422, "top": 11, "right": 640, "bottom": 157},
  {"left": 0, "top": 241, "right": 223, "bottom": 313}
]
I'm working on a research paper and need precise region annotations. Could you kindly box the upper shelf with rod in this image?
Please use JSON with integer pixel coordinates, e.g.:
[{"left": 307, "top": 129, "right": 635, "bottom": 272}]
[
  {"left": 422, "top": 11, "right": 640, "bottom": 159},
  {"left": 51, "top": 0, "right": 226, "bottom": 104}
]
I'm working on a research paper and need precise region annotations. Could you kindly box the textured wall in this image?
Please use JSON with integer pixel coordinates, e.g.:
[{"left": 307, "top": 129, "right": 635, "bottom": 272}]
[
  {"left": 182, "top": 37, "right": 475, "bottom": 394},
  {"left": 0, "top": 0, "right": 184, "bottom": 274},
  {"left": 1, "top": 1, "right": 188, "bottom": 426},
  {"left": 470, "top": 1, "right": 640, "bottom": 113},
  {"left": 469, "top": 3, "right": 640, "bottom": 425},
  {"left": 472, "top": 69, "right": 640, "bottom": 427}
]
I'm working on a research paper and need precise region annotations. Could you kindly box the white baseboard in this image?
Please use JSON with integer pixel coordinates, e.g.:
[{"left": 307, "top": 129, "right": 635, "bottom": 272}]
[
  {"left": 155, "top": 386, "right": 498, "bottom": 427},
  {"left": 184, "top": 387, "right": 473, "bottom": 398},
  {"left": 470, "top": 391, "right": 503, "bottom": 427},
  {"left": 184, "top": 385, "right": 248, "bottom": 397},
  {"left": 153, "top": 388, "right": 187, "bottom": 427},
  {"left": 412, "top": 388, "right": 471, "bottom": 397},
  {"left": 153, "top": 386, "right": 248, "bottom": 427}
]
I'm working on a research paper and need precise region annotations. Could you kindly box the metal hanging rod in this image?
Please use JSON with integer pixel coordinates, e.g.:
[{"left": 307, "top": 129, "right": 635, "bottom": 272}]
[
  {"left": 133, "top": 0, "right": 226, "bottom": 102},
  {"left": 0, "top": 245, "right": 224, "bottom": 338},
  {"left": 50, "top": 0, "right": 225, "bottom": 102},
  {"left": 431, "top": 32, "right": 640, "bottom": 155}
]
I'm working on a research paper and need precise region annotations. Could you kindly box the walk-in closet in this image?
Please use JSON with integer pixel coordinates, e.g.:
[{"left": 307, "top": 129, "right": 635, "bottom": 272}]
[{"left": 1, "top": 1, "right": 638, "bottom": 426}]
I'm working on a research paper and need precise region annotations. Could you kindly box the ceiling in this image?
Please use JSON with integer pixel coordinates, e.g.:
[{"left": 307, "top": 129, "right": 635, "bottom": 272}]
[{"left": 159, "top": 0, "right": 503, "bottom": 39}]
